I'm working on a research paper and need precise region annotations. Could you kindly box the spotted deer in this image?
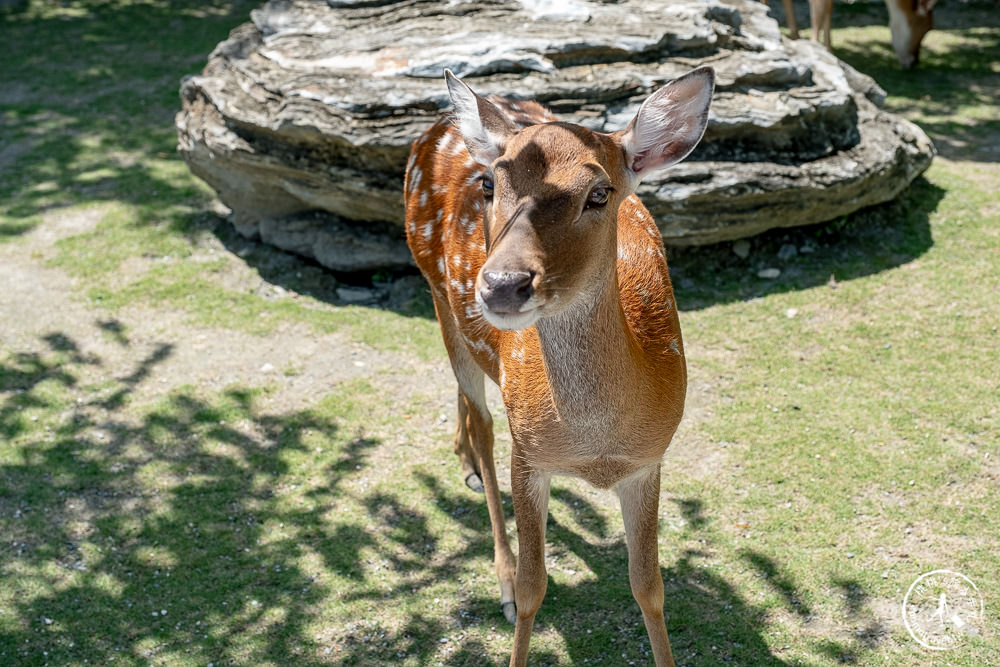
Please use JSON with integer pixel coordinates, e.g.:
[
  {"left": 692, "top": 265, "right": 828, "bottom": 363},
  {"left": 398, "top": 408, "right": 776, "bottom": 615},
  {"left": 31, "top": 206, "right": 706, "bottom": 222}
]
[{"left": 404, "top": 67, "right": 715, "bottom": 666}]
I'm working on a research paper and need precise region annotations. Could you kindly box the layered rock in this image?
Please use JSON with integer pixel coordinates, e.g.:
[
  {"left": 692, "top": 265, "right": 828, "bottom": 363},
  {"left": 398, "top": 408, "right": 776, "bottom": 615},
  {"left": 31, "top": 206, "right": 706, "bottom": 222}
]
[{"left": 176, "top": 0, "right": 935, "bottom": 271}]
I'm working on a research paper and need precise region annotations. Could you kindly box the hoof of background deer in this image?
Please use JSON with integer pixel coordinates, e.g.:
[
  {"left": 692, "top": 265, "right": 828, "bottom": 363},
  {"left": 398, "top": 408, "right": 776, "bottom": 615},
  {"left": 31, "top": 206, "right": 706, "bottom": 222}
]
[
  {"left": 464, "top": 472, "right": 485, "bottom": 493},
  {"left": 502, "top": 601, "right": 517, "bottom": 625}
]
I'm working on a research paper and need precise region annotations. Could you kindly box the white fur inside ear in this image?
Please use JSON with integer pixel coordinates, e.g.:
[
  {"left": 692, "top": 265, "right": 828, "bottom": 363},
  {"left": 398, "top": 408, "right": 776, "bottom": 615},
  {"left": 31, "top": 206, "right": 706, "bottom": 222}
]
[
  {"left": 622, "top": 68, "right": 715, "bottom": 180},
  {"left": 446, "top": 71, "right": 503, "bottom": 166}
]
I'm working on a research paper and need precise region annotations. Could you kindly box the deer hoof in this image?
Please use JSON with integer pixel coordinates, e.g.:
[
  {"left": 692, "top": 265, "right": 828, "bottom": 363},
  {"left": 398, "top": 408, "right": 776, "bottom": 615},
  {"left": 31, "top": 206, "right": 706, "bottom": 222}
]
[
  {"left": 502, "top": 601, "right": 517, "bottom": 625},
  {"left": 464, "top": 472, "right": 484, "bottom": 493}
]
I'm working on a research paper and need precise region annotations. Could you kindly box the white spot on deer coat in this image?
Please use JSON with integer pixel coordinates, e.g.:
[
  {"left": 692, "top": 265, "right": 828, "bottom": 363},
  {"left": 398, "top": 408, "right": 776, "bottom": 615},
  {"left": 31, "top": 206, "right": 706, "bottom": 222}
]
[
  {"left": 408, "top": 165, "right": 422, "bottom": 194},
  {"left": 436, "top": 132, "right": 456, "bottom": 154}
]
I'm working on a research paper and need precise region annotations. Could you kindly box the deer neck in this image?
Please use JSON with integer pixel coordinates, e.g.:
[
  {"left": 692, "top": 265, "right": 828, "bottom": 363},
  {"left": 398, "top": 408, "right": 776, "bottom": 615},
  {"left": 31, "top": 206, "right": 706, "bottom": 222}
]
[{"left": 532, "top": 265, "right": 646, "bottom": 426}]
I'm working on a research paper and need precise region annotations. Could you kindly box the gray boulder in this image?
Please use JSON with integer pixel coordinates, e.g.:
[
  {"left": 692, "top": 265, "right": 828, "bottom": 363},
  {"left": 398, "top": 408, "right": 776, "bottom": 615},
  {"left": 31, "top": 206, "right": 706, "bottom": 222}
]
[{"left": 176, "top": 0, "right": 935, "bottom": 271}]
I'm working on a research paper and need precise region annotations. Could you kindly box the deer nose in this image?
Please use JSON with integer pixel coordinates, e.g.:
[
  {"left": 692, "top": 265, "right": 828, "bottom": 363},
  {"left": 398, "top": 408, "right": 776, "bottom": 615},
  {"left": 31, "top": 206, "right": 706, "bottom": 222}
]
[{"left": 480, "top": 270, "right": 534, "bottom": 313}]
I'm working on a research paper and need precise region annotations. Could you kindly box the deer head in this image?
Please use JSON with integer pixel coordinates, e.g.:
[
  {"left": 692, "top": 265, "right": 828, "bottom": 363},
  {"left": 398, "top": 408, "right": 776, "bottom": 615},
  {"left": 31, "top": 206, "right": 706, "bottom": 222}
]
[
  {"left": 888, "top": 0, "right": 937, "bottom": 68},
  {"left": 445, "top": 67, "right": 715, "bottom": 331}
]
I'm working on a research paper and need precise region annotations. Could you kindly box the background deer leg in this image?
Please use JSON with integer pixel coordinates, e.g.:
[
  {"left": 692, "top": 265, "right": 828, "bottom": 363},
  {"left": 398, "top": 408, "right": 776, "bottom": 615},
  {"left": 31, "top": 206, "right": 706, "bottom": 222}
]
[
  {"left": 780, "top": 0, "right": 799, "bottom": 39},
  {"left": 810, "top": 0, "right": 833, "bottom": 48},
  {"left": 617, "top": 464, "right": 675, "bottom": 667},
  {"left": 821, "top": 0, "right": 832, "bottom": 47},
  {"left": 509, "top": 456, "right": 551, "bottom": 666},
  {"left": 463, "top": 383, "right": 517, "bottom": 623}
]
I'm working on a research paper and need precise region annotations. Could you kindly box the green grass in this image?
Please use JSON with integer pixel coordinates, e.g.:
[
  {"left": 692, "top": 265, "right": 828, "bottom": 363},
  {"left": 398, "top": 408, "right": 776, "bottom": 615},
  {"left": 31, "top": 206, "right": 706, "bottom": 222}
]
[{"left": 2, "top": 0, "right": 999, "bottom": 665}]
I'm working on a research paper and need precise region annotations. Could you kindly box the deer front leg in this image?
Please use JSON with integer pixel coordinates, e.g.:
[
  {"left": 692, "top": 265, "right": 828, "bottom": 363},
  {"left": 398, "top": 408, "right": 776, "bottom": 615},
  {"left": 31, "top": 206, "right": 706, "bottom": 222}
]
[
  {"left": 463, "top": 390, "right": 518, "bottom": 622},
  {"left": 509, "top": 454, "right": 551, "bottom": 667},
  {"left": 617, "top": 464, "right": 675, "bottom": 667},
  {"left": 435, "top": 303, "right": 517, "bottom": 620}
]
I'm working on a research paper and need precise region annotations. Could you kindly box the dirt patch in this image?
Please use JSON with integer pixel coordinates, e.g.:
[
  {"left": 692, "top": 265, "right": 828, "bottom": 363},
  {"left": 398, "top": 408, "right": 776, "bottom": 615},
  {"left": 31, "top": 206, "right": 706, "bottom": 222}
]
[
  {"left": 0, "top": 212, "right": 441, "bottom": 418},
  {"left": 664, "top": 348, "right": 728, "bottom": 480},
  {"left": 35, "top": 202, "right": 110, "bottom": 242}
]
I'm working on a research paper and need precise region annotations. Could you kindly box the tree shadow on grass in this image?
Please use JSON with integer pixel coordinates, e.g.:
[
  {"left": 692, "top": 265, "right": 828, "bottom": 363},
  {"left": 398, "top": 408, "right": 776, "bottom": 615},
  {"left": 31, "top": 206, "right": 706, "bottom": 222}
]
[
  {"left": 2, "top": 326, "right": 527, "bottom": 665},
  {"left": 322, "top": 466, "right": 886, "bottom": 666},
  {"left": 533, "top": 496, "right": 798, "bottom": 666},
  {"left": 0, "top": 327, "right": 900, "bottom": 665},
  {"left": 0, "top": 328, "right": 360, "bottom": 665},
  {"left": 0, "top": 0, "right": 255, "bottom": 239},
  {"left": 539, "top": 496, "right": 887, "bottom": 666},
  {"left": 809, "top": 576, "right": 890, "bottom": 664}
]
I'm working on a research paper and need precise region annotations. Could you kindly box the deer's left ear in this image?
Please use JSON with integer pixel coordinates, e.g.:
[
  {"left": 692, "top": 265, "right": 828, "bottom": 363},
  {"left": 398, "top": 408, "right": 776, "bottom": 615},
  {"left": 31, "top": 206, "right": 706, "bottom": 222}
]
[{"left": 619, "top": 66, "right": 715, "bottom": 181}]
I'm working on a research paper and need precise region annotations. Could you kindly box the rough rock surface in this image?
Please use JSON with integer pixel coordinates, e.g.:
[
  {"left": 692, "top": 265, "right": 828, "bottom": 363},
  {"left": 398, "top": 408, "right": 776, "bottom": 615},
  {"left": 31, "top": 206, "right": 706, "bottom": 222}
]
[{"left": 176, "top": 0, "right": 935, "bottom": 271}]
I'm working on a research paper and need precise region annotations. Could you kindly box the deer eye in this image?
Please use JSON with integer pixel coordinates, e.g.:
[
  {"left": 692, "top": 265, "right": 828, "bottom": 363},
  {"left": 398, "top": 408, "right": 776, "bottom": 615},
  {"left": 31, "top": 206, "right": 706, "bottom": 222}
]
[
  {"left": 481, "top": 175, "right": 495, "bottom": 199},
  {"left": 586, "top": 186, "right": 611, "bottom": 209}
]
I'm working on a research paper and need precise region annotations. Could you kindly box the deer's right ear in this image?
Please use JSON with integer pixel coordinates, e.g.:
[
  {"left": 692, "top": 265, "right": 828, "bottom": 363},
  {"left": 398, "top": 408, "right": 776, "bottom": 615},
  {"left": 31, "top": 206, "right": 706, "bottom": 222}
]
[{"left": 445, "top": 70, "right": 518, "bottom": 167}]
